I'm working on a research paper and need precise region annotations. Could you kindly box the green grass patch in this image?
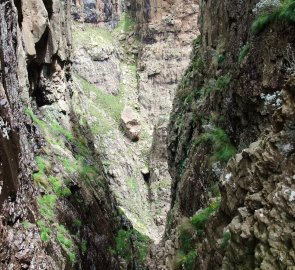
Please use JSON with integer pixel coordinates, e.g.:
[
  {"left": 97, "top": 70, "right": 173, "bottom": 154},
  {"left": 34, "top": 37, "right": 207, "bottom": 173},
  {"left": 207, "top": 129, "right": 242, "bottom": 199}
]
[
  {"left": 114, "top": 229, "right": 151, "bottom": 264},
  {"left": 113, "top": 13, "right": 136, "bottom": 34},
  {"left": 216, "top": 73, "right": 231, "bottom": 91},
  {"left": 37, "top": 194, "right": 57, "bottom": 220},
  {"left": 48, "top": 176, "right": 71, "bottom": 197},
  {"left": 238, "top": 43, "right": 250, "bottom": 64},
  {"left": 25, "top": 108, "right": 46, "bottom": 129},
  {"left": 22, "top": 220, "right": 32, "bottom": 230},
  {"left": 57, "top": 225, "right": 73, "bottom": 249},
  {"left": 73, "top": 219, "right": 82, "bottom": 228},
  {"left": 195, "top": 127, "right": 236, "bottom": 162},
  {"left": 175, "top": 250, "right": 197, "bottom": 270},
  {"left": 73, "top": 24, "right": 113, "bottom": 48},
  {"left": 221, "top": 231, "right": 231, "bottom": 251},
  {"left": 191, "top": 200, "right": 220, "bottom": 233},
  {"left": 126, "top": 177, "right": 139, "bottom": 192},
  {"left": 56, "top": 224, "right": 77, "bottom": 264},
  {"left": 80, "top": 240, "right": 87, "bottom": 254},
  {"left": 75, "top": 75, "right": 123, "bottom": 123},
  {"left": 37, "top": 220, "right": 51, "bottom": 242}
]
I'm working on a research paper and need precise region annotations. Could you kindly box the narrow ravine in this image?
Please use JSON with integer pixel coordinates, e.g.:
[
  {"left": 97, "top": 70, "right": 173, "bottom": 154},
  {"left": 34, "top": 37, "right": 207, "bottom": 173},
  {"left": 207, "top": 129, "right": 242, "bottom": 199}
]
[{"left": 0, "top": 0, "right": 295, "bottom": 269}]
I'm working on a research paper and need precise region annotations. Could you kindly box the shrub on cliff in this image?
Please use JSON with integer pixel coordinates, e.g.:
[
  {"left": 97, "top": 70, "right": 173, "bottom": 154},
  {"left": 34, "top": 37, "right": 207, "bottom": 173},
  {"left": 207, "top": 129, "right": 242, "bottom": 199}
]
[
  {"left": 195, "top": 127, "right": 236, "bottom": 162},
  {"left": 252, "top": 0, "right": 295, "bottom": 34}
]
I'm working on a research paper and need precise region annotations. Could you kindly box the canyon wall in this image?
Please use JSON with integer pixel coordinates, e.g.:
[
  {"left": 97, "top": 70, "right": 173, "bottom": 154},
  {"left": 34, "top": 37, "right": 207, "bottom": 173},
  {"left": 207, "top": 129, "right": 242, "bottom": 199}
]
[
  {"left": 71, "top": 0, "right": 199, "bottom": 245},
  {"left": 150, "top": 0, "right": 295, "bottom": 269},
  {"left": 0, "top": 0, "right": 128, "bottom": 269}
]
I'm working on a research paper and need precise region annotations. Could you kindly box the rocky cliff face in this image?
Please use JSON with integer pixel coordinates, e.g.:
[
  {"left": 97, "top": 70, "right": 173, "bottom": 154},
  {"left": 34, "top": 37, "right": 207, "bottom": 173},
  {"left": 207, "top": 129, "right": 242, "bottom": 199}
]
[
  {"left": 0, "top": 0, "right": 134, "bottom": 269},
  {"left": 154, "top": 0, "right": 295, "bottom": 269}
]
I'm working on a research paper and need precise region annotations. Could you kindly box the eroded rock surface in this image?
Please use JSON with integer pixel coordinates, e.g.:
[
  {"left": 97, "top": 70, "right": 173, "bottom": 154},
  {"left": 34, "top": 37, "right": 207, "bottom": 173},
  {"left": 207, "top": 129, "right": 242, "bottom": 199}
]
[{"left": 121, "top": 106, "right": 141, "bottom": 141}]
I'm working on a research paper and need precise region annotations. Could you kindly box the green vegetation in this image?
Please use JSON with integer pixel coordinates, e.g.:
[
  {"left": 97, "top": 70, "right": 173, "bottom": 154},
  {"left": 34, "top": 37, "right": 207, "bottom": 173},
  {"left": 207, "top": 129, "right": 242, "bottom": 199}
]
[
  {"left": 126, "top": 177, "right": 139, "bottom": 192},
  {"left": 75, "top": 76, "right": 123, "bottom": 123},
  {"left": 175, "top": 201, "right": 221, "bottom": 269},
  {"left": 33, "top": 156, "right": 50, "bottom": 188},
  {"left": 22, "top": 220, "right": 31, "bottom": 230},
  {"left": 73, "top": 12, "right": 135, "bottom": 48},
  {"left": 73, "top": 24, "right": 113, "bottom": 47},
  {"left": 175, "top": 250, "right": 197, "bottom": 270},
  {"left": 25, "top": 108, "right": 46, "bottom": 129},
  {"left": 80, "top": 240, "right": 87, "bottom": 254},
  {"left": 221, "top": 231, "right": 231, "bottom": 251},
  {"left": 57, "top": 225, "right": 77, "bottom": 264},
  {"left": 114, "top": 229, "right": 151, "bottom": 264},
  {"left": 176, "top": 36, "right": 203, "bottom": 101},
  {"left": 208, "top": 183, "right": 220, "bottom": 197},
  {"left": 176, "top": 220, "right": 197, "bottom": 269},
  {"left": 48, "top": 176, "right": 71, "bottom": 197},
  {"left": 195, "top": 127, "right": 236, "bottom": 162},
  {"left": 37, "top": 194, "right": 57, "bottom": 220},
  {"left": 216, "top": 73, "right": 231, "bottom": 91},
  {"left": 37, "top": 220, "right": 51, "bottom": 242},
  {"left": 113, "top": 13, "right": 136, "bottom": 34},
  {"left": 73, "top": 219, "right": 82, "bottom": 229},
  {"left": 238, "top": 43, "right": 250, "bottom": 64},
  {"left": 179, "top": 220, "right": 195, "bottom": 253},
  {"left": 191, "top": 200, "right": 220, "bottom": 234},
  {"left": 252, "top": 0, "right": 295, "bottom": 34}
]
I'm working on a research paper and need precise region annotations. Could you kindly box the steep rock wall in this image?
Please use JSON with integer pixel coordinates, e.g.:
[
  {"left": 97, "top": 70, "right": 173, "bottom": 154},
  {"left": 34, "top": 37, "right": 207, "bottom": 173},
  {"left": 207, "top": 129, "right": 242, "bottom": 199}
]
[
  {"left": 0, "top": 0, "right": 136, "bottom": 269},
  {"left": 159, "top": 0, "right": 295, "bottom": 269}
]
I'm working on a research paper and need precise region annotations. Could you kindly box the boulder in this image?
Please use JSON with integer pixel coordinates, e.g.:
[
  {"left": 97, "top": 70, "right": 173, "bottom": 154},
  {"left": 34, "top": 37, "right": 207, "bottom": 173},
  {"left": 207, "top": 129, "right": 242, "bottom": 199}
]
[{"left": 121, "top": 106, "right": 141, "bottom": 141}]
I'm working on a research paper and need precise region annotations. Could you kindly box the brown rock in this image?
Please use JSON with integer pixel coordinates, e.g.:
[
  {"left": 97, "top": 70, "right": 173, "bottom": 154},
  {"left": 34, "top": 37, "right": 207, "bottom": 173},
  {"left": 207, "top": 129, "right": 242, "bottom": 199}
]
[{"left": 121, "top": 106, "right": 141, "bottom": 141}]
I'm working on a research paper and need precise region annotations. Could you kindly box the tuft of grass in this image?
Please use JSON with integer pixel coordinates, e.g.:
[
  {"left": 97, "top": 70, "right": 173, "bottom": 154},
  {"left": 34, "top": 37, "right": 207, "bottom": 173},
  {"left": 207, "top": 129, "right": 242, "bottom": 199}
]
[
  {"left": 33, "top": 156, "right": 51, "bottom": 188},
  {"left": 22, "top": 220, "right": 31, "bottom": 230},
  {"left": 216, "top": 74, "right": 231, "bottom": 91},
  {"left": 50, "top": 120, "right": 74, "bottom": 141},
  {"left": 175, "top": 250, "right": 197, "bottom": 270},
  {"left": 179, "top": 220, "right": 195, "bottom": 253},
  {"left": 191, "top": 200, "right": 220, "bottom": 233},
  {"left": 114, "top": 229, "right": 151, "bottom": 263},
  {"left": 221, "top": 231, "right": 231, "bottom": 251},
  {"left": 48, "top": 176, "right": 71, "bottom": 197},
  {"left": 25, "top": 108, "right": 46, "bottom": 129},
  {"left": 56, "top": 224, "right": 77, "bottom": 264},
  {"left": 37, "top": 220, "right": 51, "bottom": 242},
  {"left": 252, "top": 0, "right": 295, "bottom": 34},
  {"left": 115, "top": 229, "right": 132, "bottom": 260},
  {"left": 73, "top": 219, "right": 82, "bottom": 228},
  {"left": 73, "top": 24, "right": 113, "bottom": 48},
  {"left": 195, "top": 127, "right": 236, "bottom": 162},
  {"left": 80, "top": 240, "right": 87, "bottom": 254},
  {"left": 68, "top": 252, "right": 77, "bottom": 265},
  {"left": 37, "top": 194, "right": 57, "bottom": 220},
  {"left": 238, "top": 43, "right": 250, "bottom": 64}
]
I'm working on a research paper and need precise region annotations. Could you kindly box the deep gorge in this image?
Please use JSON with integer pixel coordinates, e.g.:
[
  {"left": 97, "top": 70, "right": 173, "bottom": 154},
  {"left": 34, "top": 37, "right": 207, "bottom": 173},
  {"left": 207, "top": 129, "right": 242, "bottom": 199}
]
[{"left": 0, "top": 0, "right": 294, "bottom": 269}]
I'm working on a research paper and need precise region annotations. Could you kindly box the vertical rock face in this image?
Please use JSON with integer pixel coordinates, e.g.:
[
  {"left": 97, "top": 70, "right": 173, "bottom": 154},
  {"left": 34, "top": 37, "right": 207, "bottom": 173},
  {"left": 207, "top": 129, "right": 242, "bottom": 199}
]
[
  {"left": 0, "top": 0, "right": 127, "bottom": 269},
  {"left": 161, "top": 0, "right": 295, "bottom": 268},
  {"left": 71, "top": 0, "right": 123, "bottom": 26}
]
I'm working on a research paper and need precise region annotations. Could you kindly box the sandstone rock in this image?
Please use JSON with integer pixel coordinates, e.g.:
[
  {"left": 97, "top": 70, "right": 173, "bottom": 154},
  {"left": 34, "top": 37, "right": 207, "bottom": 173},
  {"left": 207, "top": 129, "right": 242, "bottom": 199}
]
[
  {"left": 121, "top": 106, "right": 141, "bottom": 141},
  {"left": 21, "top": 0, "right": 49, "bottom": 56}
]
